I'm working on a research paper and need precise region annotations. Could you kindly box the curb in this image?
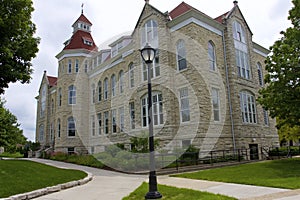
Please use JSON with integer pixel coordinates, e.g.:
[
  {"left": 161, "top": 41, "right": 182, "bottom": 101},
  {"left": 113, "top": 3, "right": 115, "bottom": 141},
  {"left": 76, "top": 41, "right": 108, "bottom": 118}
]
[{"left": 2, "top": 172, "right": 93, "bottom": 200}]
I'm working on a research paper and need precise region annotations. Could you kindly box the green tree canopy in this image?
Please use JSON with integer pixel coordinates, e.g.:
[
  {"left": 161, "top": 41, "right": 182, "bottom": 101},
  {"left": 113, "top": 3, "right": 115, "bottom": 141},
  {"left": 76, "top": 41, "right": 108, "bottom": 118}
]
[
  {"left": 0, "top": 0, "right": 39, "bottom": 94},
  {"left": 258, "top": 0, "right": 300, "bottom": 127},
  {"left": 0, "top": 98, "right": 26, "bottom": 152}
]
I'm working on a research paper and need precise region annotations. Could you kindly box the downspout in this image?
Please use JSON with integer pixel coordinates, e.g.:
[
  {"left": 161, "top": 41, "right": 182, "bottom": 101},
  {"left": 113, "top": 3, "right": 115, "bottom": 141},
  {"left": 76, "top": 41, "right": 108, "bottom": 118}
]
[{"left": 222, "top": 30, "right": 237, "bottom": 152}]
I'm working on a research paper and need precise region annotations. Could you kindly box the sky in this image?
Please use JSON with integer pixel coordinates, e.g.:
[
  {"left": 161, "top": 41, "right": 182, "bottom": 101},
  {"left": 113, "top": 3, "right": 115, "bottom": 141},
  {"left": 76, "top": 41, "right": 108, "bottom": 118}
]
[{"left": 1, "top": 0, "right": 293, "bottom": 141}]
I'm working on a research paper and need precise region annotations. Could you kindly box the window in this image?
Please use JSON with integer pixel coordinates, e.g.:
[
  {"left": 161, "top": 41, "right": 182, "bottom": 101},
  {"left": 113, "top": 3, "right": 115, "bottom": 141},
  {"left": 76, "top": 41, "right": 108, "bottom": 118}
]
[
  {"left": 91, "top": 115, "right": 95, "bottom": 136},
  {"left": 263, "top": 109, "right": 269, "bottom": 126},
  {"left": 129, "top": 102, "right": 135, "bottom": 129},
  {"left": 257, "top": 62, "right": 264, "bottom": 86},
  {"left": 112, "top": 109, "right": 117, "bottom": 133},
  {"left": 208, "top": 41, "right": 216, "bottom": 71},
  {"left": 179, "top": 88, "right": 190, "bottom": 122},
  {"left": 176, "top": 40, "right": 187, "bottom": 71},
  {"left": 68, "top": 147, "right": 75, "bottom": 155},
  {"left": 212, "top": 88, "right": 220, "bottom": 121},
  {"left": 97, "top": 113, "right": 102, "bottom": 135},
  {"left": 68, "top": 85, "right": 76, "bottom": 105},
  {"left": 68, "top": 59, "right": 72, "bottom": 73},
  {"left": 39, "top": 124, "right": 44, "bottom": 142},
  {"left": 57, "top": 119, "right": 61, "bottom": 138},
  {"left": 104, "top": 111, "right": 109, "bottom": 134},
  {"left": 119, "top": 71, "right": 124, "bottom": 94},
  {"left": 50, "top": 123, "right": 54, "bottom": 142},
  {"left": 233, "top": 21, "right": 246, "bottom": 43},
  {"left": 141, "top": 93, "right": 163, "bottom": 127},
  {"left": 111, "top": 74, "right": 116, "bottom": 97},
  {"left": 129, "top": 63, "right": 135, "bottom": 88},
  {"left": 236, "top": 49, "right": 250, "bottom": 79},
  {"left": 58, "top": 88, "right": 62, "bottom": 107},
  {"left": 141, "top": 19, "right": 158, "bottom": 47},
  {"left": 240, "top": 91, "right": 257, "bottom": 124},
  {"left": 98, "top": 81, "right": 102, "bottom": 102},
  {"left": 51, "top": 99, "right": 54, "bottom": 114},
  {"left": 119, "top": 107, "right": 124, "bottom": 132},
  {"left": 40, "top": 85, "right": 46, "bottom": 118},
  {"left": 75, "top": 59, "right": 79, "bottom": 73},
  {"left": 91, "top": 84, "right": 96, "bottom": 104},
  {"left": 84, "top": 60, "right": 88, "bottom": 73},
  {"left": 104, "top": 78, "right": 108, "bottom": 100},
  {"left": 68, "top": 117, "right": 76, "bottom": 137},
  {"left": 142, "top": 50, "right": 160, "bottom": 81}
]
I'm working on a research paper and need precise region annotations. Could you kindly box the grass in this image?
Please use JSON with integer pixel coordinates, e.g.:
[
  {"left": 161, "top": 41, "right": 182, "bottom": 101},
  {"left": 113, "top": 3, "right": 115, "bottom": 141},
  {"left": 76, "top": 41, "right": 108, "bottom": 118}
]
[
  {"left": 122, "top": 182, "right": 236, "bottom": 200},
  {"left": 0, "top": 159, "right": 87, "bottom": 198},
  {"left": 0, "top": 152, "right": 24, "bottom": 158},
  {"left": 173, "top": 158, "right": 300, "bottom": 189}
]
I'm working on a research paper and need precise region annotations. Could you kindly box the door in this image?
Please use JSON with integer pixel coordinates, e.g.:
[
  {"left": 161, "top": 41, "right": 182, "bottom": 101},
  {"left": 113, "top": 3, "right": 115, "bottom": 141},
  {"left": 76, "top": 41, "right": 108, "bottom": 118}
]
[{"left": 249, "top": 144, "right": 259, "bottom": 160}]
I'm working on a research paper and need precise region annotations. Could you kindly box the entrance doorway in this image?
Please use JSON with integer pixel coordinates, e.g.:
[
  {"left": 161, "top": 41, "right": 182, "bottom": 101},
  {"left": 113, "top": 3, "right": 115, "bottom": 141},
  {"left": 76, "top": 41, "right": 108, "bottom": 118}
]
[{"left": 249, "top": 144, "right": 259, "bottom": 160}]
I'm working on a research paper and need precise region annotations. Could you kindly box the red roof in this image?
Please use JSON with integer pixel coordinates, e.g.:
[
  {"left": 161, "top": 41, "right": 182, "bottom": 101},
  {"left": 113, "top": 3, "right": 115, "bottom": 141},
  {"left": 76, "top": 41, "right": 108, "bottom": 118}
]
[
  {"left": 47, "top": 76, "right": 57, "bottom": 87},
  {"left": 169, "top": 2, "right": 193, "bottom": 19},
  {"left": 63, "top": 30, "right": 97, "bottom": 51},
  {"left": 73, "top": 13, "right": 92, "bottom": 26},
  {"left": 214, "top": 12, "right": 229, "bottom": 24}
]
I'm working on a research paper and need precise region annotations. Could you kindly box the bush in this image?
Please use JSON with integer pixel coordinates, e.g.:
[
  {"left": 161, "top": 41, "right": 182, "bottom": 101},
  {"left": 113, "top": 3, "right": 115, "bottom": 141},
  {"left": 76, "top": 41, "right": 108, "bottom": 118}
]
[{"left": 269, "top": 147, "right": 300, "bottom": 157}]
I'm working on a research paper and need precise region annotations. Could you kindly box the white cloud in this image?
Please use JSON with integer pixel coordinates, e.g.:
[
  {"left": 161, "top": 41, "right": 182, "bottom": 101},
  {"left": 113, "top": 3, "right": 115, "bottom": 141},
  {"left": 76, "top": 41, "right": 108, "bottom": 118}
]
[{"left": 1, "top": 0, "right": 293, "bottom": 141}]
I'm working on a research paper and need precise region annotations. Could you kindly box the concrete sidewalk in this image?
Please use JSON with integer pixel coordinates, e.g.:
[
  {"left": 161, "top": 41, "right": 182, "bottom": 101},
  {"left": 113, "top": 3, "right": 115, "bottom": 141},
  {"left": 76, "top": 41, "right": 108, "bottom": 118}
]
[{"left": 27, "top": 159, "right": 300, "bottom": 200}]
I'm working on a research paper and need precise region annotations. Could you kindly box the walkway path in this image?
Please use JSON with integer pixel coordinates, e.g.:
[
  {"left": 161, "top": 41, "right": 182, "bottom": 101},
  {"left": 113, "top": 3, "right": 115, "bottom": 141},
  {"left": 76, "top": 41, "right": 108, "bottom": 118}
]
[{"left": 29, "top": 158, "right": 300, "bottom": 200}]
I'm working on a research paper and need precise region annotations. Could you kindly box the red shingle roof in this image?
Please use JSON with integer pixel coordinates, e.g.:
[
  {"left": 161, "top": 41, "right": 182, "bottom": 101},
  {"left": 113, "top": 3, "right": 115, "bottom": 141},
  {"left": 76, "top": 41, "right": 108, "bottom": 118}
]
[
  {"left": 73, "top": 14, "right": 92, "bottom": 26},
  {"left": 63, "top": 30, "right": 97, "bottom": 51},
  {"left": 169, "top": 2, "right": 193, "bottom": 19},
  {"left": 214, "top": 12, "right": 229, "bottom": 24},
  {"left": 47, "top": 76, "right": 57, "bottom": 87}
]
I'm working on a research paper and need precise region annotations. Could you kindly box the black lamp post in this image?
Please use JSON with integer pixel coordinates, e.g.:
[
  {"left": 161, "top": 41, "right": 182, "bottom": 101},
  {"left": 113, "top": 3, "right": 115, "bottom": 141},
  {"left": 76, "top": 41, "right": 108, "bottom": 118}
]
[{"left": 140, "top": 43, "right": 162, "bottom": 199}]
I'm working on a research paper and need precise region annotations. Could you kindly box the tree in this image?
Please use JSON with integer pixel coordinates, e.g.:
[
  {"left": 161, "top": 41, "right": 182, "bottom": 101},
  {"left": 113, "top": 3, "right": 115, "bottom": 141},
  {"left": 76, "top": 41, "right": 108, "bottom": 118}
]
[
  {"left": 0, "top": 0, "right": 39, "bottom": 94},
  {"left": 258, "top": 0, "right": 300, "bottom": 127},
  {"left": 277, "top": 118, "right": 300, "bottom": 144},
  {"left": 0, "top": 98, "right": 26, "bottom": 152}
]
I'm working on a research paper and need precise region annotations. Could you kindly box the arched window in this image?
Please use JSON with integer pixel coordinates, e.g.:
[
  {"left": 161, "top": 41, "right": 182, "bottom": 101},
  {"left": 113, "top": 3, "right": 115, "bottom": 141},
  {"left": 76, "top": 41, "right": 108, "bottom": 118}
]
[
  {"left": 57, "top": 119, "right": 61, "bottom": 138},
  {"left": 67, "top": 117, "right": 76, "bottom": 137},
  {"left": 111, "top": 74, "right": 116, "bottom": 97},
  {"left": 104, "top": 78, "right": 108, "bottom": 100},
  {"left": 40, "top": 85, "right": 47, "bottom": 118},
  {"left": 68, "top": 59, "right": 72, "bottom": 74},
  {"left": 257, "top": 62, "right": 264, "bottom": 86},
  {"left": 176, "top": 40, "right": 187, "bottom": 71},
  {"left": 208, "top": 41, "right": 216, "bottom": 71},
  {"left": 91, "top": 84, "right": 96, "bottom": 104},
  {"left": 75, "top": 59, "right": 79, "bottom": 73},
  {"left": 51, "top": 99, "right": 54, "bottom": 114},
  {"left": 233, "top": 21, "right": 246, "bottom": 43},
  {"left": 141, "top": 92, "right": 163, "bottom": 127},
  {"left": 233, "top": 21, "right": 250, "bottom": 79},
  {"left": 58, "top": 88, "right": 62, "bottom": 107},
  {"left": 129, "top": 63, "right": 134, "bottom": 88},
  {"left": 119, "top": 70, "right": 124, "bottom": 94},
  {"left": 240, "top": 91, "right": 257, "bottom": 124},
  {"left": 141, "top": 19, "right": 158, "bottom": 47},
  {"left": 68, "top": 85, "right": 76, "bottom": 105},
  {"left": 98, "top": 81, "right": 102, "bottom": 102},
  {"left": 39, "top": 124, "right": 44, "bottom": 142}
]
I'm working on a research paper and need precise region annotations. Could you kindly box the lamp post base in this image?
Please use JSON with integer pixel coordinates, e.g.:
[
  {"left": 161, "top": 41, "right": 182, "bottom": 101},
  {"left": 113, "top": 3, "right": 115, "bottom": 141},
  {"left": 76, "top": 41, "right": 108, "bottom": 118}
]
[{"left": 145, "top": 191, "right": 162, "bottom": 199}]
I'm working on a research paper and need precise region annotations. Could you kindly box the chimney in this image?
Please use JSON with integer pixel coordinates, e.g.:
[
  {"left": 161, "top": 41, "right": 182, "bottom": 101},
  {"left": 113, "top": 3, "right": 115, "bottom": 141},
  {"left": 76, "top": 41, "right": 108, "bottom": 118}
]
[{"left": 233, "top": 1, "right": 238, "bottom": 6}]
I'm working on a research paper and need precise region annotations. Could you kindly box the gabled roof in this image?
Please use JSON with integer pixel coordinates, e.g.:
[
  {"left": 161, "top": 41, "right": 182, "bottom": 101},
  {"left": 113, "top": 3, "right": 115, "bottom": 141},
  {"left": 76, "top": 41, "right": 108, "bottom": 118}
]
[
  {"left": 72, "top": 13, "right": 92, "bottom": 26},
  {"left": 169, "top": 2, "right": 193, "bottom": 19},
  {"left": 47, "top": 76, "right": 57, "bottom": 87},
  {"left": 63, "top": 30, "right": 97, "bottom": 51}
]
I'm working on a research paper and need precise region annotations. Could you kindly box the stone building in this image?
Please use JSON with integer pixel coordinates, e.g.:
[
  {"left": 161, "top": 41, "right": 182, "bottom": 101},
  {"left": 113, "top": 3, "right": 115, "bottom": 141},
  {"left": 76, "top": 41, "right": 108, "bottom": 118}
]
[{"left": 36, "top": 1, "right": 279, "bottom": 157}]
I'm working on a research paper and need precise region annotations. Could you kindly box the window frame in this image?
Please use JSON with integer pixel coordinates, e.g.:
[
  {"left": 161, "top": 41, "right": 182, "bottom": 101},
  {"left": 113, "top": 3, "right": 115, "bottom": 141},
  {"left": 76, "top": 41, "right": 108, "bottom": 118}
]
[
  {"left": 68, "top": 85, "right": 76, "bottom": 105},
  {"left": 240, "top": 91, "right": 257, "bottom": 124},
  {"left": 208, "top": 41, "right": 216, "bottom": 71},
  {"left": 176, "top": 40, "right": 187, "bottom": 71},
  {"left": 67, "top": 116, "right": 76, "bottom": 137},
  {"left": 141, "top": 92, "right": 163, "bottom": 127},
  {"left": 212, "top": 88, "right": 220, "bottom": 122},
  {"left": 179, "top": 87, "right": 190, "bottom": 123}
]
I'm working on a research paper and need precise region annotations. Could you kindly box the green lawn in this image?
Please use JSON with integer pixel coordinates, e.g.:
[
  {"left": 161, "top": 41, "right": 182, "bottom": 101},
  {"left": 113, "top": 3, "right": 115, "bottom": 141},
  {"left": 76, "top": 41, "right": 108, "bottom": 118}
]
[
  {"left": 0, "top": 159, "right": 87, "bottom": 198},
  {"left": 123, "top": 182, "right": 236, "bottom": 200},
  {"left": 173, "top": 158, "right": 300, "bottom": 189}
]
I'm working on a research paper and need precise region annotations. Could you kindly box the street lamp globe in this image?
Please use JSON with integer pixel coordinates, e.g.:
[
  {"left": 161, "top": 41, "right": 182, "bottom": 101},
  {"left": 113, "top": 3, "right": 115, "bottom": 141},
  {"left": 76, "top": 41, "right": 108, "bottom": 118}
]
[{"left": 141, "top": 43, "right": 156, "bottom": 64}]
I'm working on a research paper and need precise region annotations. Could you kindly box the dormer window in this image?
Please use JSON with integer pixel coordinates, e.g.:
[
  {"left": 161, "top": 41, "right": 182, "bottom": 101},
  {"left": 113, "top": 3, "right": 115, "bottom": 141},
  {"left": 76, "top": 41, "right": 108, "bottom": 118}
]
[
  {"left": 82, "top": 37, "right": 93, "bottom": 46},
  {"left": 111, "top": 42, "right": 123, "bottom": 57}
]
